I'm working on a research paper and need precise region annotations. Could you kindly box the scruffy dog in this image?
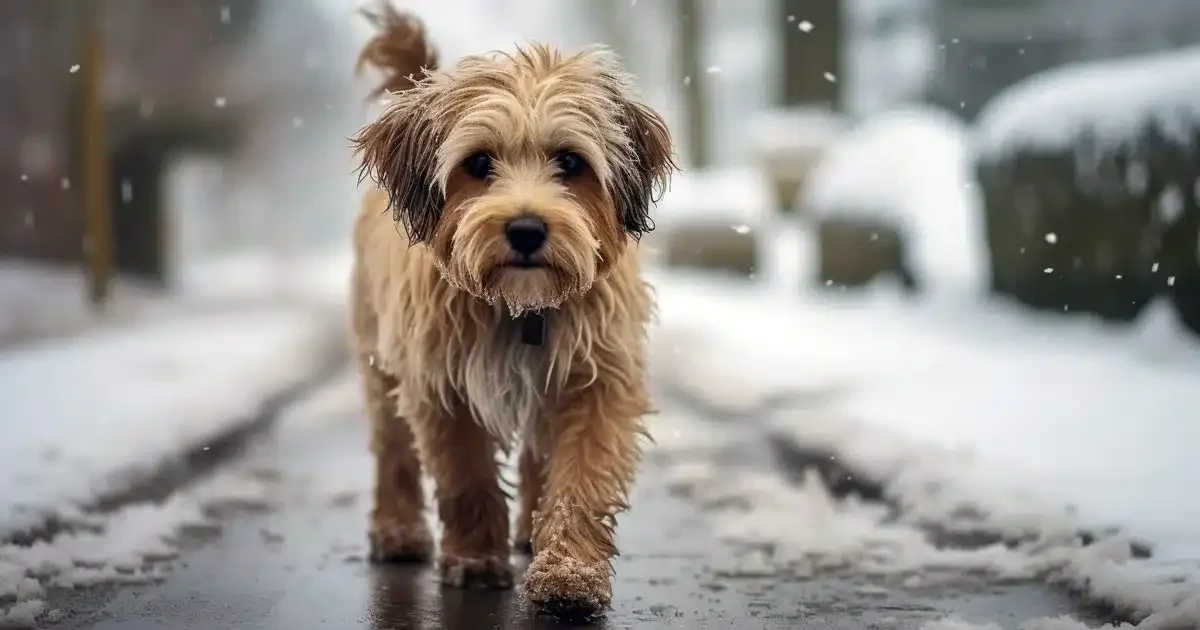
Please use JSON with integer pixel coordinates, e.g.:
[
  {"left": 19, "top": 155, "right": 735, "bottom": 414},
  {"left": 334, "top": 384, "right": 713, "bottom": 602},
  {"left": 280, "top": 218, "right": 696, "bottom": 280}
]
[{"left": 348, "top": 2, "right": 675, "bottom": 620}]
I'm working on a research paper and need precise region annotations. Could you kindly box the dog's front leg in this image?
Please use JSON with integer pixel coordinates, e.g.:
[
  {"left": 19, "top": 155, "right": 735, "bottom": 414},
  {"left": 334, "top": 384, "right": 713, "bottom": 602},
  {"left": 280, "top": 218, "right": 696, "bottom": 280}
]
[
  {"left": 408, "top": 401, "right": 514, "bottom": 589},
  {"left": 514, "top": 439, "right": 546, "bottom": 555},
  {"left": 523, "top": 380, "right": 647, "bottom": 620}
]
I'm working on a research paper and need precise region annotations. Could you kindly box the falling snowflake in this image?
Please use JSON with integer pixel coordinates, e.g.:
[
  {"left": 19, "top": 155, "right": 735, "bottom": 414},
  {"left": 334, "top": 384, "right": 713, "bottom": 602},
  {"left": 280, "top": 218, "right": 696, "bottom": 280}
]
[
  {"left": 823, "top": 72, "right": 837, "bottom": 83},
  {"left": 1044, "top": 232, "right": 1057, "bottom": 244},
  {"left": 214, "top": 96, "right": 227, "bottom": 108},
  {"left": 60, "top": 177, "right": 70, "bottom": 190},
  {"left": 706, "top": 65, "right": 721, "bottom": 74},
  {"left": 220, "top": 5, "right": 231, "bottom": 23},
  {"left": 683, "top": 76, "right": 692, "bottom": 86},
  {"left": 1168, "top": 276, "right": 1177, "bottom": 287},
  {"left": 798, "top": 20, "right": 813, "bottom": 32},
  {"left": 1043, "top": 267, "right": 1054, "bottom": 274},
  {"left": 1152, "top": 262, "right": 1160, "bottom": 273},
  {"left": 731, "top": 225, "right": 750, "bottom": 235},
  {"left": 69, "top": 64, "right": 80, "bottom": 74}
]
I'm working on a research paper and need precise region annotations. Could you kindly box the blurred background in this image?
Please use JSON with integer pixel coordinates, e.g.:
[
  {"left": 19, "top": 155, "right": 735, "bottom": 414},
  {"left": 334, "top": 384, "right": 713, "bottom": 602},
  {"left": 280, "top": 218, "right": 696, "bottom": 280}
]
[
  {"left": 3, "top": 1, "right": 1200, "bottom": 627},
  {"left": 5, "top": 0, "right": 1200, "bottom": 338}
]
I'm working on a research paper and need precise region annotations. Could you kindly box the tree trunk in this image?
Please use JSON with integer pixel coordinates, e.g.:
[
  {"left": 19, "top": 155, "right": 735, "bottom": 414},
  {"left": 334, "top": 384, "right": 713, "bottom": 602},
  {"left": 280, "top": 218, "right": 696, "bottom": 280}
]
[
  {"left": 779, "top": 0, "right": 843, "bottom": 111},
  {"left": 677, "top": 0, "right": 709, "bottom": 168}
]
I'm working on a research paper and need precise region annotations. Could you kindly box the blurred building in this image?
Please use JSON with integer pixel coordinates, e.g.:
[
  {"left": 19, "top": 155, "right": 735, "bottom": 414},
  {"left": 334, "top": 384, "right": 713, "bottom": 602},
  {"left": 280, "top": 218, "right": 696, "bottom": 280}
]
[
  {"left": 0, "top": 0, "right": 265, "bottom": 285},
  {"left": 925, "top": 0, "right": 1200, "bottom": 120}
]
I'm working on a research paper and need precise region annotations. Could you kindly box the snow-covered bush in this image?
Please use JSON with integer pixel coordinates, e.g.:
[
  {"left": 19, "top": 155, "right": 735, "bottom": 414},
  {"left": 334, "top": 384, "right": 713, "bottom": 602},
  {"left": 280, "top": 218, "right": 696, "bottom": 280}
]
[
  {"left": 646, "top": 168, "right": 768, "bottom": 278},
  {"left": 974, "top": 46, "right": 1200, "bottom": 329},
  {"left": 750, "top": 107, "right": 846, "bottom": 216},
  {"left": 799, "top": 107, "right": 985, "bottom": 294}
]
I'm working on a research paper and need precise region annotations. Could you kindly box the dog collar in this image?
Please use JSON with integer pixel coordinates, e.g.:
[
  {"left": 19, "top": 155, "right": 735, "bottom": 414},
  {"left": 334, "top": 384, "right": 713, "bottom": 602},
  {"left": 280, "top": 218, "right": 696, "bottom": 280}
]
[{"left": 519, "top": 310, "right": 547, "bottom": 346}]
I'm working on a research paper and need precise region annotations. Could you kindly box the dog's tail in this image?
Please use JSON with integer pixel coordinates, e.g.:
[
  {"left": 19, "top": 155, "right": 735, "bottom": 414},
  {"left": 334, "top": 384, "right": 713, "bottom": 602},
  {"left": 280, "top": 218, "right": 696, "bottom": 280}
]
[{"left": 356, "top": 1, "right": 438, "bottom": 100}]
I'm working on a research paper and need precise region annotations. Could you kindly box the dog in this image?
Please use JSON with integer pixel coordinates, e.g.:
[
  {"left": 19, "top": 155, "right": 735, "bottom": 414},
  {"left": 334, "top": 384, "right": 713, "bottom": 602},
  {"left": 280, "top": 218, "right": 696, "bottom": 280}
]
[{"left": 348, "top": 2, "right": 676, "bottom": 621}]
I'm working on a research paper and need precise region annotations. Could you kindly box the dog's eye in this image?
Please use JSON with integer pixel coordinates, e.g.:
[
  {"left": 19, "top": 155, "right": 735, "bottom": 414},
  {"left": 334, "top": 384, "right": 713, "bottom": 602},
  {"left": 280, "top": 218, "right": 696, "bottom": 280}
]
[
  {"left": 463, "top": 152, "right": 493, "bottom": 179},
  {"left": 554, "top": 151, "right": 587, "bottom": 179}
]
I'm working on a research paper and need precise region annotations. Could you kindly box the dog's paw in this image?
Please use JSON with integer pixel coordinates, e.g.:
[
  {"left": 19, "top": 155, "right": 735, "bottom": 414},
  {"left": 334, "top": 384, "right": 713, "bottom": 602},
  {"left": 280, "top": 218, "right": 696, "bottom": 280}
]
[
  {"left": 368, "top": 518, "right": 433, "bottom": 563},
  {"left": 523, "top": 551, "right": 612, "bottom": 623},
  {"left": 440, "top": 553, "right": 515, "bottom": 589}
]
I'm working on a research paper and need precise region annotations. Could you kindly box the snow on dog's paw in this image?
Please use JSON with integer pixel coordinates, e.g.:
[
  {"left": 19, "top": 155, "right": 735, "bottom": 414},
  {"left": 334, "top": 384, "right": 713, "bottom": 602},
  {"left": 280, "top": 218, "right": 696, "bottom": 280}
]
[{"left": 524, "top": 551, "right": 612, "bottom": 623}]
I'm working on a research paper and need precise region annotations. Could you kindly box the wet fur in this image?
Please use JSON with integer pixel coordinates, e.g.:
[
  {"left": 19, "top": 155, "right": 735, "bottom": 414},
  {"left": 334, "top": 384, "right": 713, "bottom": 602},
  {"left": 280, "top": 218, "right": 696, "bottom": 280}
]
[{"left": 348, "top": 2, "right": 675, "bottom": 621}]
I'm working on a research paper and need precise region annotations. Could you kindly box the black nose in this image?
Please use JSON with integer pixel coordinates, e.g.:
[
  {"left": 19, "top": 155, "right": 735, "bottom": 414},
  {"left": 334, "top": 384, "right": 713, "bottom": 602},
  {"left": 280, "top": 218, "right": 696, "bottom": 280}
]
[{"left": 505, "top": 216, "right": 548, "bottom": 257}]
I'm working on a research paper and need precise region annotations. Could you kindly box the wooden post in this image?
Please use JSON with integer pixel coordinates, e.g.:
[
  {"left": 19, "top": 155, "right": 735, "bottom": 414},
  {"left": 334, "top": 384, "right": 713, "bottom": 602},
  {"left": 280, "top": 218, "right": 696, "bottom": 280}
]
[
  {"left": 78, "top": 1, "right": 113, "bottom": 310},
  {"left": 779, "top": 0, "right": 843, "bottom": 110},
  {"left": 677, "top": 0, "right": 709, "bottom": 169}
]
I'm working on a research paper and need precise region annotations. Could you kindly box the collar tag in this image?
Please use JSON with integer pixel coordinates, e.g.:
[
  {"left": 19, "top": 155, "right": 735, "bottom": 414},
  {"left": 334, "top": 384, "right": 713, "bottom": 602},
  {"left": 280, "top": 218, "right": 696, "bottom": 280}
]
[{"left": 519, "top": 311, "right": 546, "bottom": 346}]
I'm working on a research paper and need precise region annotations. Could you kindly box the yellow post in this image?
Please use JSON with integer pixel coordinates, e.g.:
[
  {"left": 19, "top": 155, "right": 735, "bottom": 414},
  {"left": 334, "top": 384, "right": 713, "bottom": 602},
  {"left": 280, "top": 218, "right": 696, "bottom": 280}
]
[{"left": 79, "top": 2, "right": 113, "bottom": 310}]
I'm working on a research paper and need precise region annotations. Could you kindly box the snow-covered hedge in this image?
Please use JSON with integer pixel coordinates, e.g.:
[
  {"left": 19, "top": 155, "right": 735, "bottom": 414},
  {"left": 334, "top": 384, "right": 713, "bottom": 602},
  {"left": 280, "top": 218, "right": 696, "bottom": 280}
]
[
  {"left": 750, "top": 107, "right": 846, "bottom": 215},
  {"left": 974, "top": 47, "right": 1200, "bottom": 330},
  {"left": 646, "top": 168, "right": 769, "bottom": 277},
  {"left": 799, "top": 107, "right": 985, "bottom": 294}
]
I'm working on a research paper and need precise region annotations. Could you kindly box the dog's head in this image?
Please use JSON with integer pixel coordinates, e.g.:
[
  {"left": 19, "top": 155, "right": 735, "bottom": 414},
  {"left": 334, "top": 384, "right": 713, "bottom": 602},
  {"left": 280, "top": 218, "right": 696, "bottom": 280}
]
[{"left": 353, "top": 43, "right": 676, "bottom": 315}]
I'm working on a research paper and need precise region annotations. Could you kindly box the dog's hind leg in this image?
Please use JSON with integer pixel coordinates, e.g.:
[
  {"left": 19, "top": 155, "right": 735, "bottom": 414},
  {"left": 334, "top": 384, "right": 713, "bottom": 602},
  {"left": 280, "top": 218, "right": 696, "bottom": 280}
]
[
  {"left": 362, "top": 362, "right": 433, "bottom": 563},
  {"left": 353, "top": 268, "right": 432, "bottom": 563},
  {"left": 409, "top": 402, "right": 514, "bottom": 589}
]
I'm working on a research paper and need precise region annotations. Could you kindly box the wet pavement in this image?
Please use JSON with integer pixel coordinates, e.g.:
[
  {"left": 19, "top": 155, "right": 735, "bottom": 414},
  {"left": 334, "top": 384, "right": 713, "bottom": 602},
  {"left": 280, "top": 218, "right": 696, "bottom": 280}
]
[{"left": 38, "top": 371, "right": 1100, "bottom": 630}]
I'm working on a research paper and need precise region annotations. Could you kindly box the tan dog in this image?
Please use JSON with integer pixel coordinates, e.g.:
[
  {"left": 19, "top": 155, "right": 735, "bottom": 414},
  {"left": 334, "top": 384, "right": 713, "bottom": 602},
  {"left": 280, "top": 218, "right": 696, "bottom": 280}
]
[{"left": 348, "top": 3, "right": 675, "bottom": 621}]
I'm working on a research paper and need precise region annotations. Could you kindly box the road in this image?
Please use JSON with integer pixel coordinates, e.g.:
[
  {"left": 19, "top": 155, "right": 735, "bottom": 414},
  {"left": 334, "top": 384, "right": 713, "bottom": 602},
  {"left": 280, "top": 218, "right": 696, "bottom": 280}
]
[{"left": 38, "top": 370, "right": 1102, "bottom": 630}]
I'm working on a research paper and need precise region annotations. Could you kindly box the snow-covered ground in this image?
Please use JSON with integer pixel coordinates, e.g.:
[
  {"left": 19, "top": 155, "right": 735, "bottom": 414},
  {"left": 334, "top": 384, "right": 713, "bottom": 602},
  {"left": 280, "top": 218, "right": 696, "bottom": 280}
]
[
  {"left": 0, "top": 305, "right": 341, "bottom": 541},
  {"left": 649, "top": 266, "right": 1200, "bottom": 628},
  {"left": 0, "top": 369, "right": 361, "bottom": 627}
]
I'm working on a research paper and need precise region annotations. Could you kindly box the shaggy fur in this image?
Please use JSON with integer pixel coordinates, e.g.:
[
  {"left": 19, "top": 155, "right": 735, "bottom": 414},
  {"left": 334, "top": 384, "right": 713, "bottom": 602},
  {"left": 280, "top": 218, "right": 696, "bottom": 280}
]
[{"left": 348, "top": 2, "right": 676, "bottom": 621}]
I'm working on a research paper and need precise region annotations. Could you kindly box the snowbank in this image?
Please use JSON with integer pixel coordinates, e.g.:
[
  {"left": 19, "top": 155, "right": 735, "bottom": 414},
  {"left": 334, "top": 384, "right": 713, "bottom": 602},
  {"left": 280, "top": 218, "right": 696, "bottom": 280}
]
[
  {"left": 975, "top": 45, "right": 1200, "bottom": 161},
  {"left": 801, "top": 108, "right": 987, "bottom": 292},
  {"left": 0, "top": 262, "right": 162, "bottom": 348},
  {"left": 652, "top": 167, "right": 773, "bottom": 228},
  {"left": 650, "top": 272, "right": 1200, "bottom": 628},
  {"left": 0, "top": 306, "right": 341, "bottom": 541}
]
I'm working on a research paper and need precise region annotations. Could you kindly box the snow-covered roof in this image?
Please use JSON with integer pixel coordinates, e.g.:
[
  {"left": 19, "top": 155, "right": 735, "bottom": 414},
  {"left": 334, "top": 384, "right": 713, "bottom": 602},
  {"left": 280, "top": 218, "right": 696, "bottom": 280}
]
[{"left": 974, "top": 45, "right": 1200, "bottom": 162}]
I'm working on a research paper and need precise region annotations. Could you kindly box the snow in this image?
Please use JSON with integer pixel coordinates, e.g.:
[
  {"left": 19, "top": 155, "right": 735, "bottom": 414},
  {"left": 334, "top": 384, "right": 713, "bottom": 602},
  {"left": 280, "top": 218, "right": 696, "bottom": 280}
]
[
  {"left": 800, "top": 107, "right": 988, "bottom": 292},
  {"left": 0, "top": 306, "right": 338, "bottom": 541},
  {"left": 653, "top": 167, "right": 773, "bottom": 226},
  {"left": 750, "top": 107, "right": 847, "bottom": 159},
  {"left": 0, "top": 460, "right": 283, "bottom": 627},
  {"left": 649, "top": 270, "right": 1200, "bottom": 628},
  {"left": 0, "top": 262, "right": 160, "bottom": 347},
  {"left": 0, "top": 366, "right": 361, "bottom": 627},
  {"left": 974, "top": 45, "right": 1200, "bottom": 161}
]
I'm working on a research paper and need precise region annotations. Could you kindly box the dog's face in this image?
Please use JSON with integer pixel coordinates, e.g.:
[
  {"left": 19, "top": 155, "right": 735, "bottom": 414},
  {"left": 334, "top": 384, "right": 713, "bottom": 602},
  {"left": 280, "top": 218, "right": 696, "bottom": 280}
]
[{"left": 354, "top": 44, "right": 675, "bottom": 315}]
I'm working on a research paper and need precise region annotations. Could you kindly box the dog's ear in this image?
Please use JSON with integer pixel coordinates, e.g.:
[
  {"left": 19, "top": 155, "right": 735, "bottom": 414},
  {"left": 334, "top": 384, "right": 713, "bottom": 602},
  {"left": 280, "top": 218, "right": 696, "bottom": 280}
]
[
  {"left": 351, "top": 2, "right": 444, "bottom": 244},
  {"left": 602, "top": 79, "right": 678, "bottom": 240},
  {"left": 351, "top": 87, "right": 446, "bottom": 244}
]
